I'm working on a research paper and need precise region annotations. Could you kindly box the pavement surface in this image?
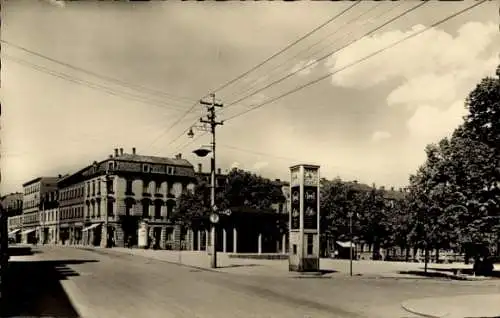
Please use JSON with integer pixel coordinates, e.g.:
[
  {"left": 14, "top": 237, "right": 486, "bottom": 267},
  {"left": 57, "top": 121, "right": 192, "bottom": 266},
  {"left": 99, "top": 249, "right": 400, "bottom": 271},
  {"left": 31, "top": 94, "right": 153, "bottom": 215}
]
[{"left": 3, "top": 245, "right": 500, "bottom": 318}]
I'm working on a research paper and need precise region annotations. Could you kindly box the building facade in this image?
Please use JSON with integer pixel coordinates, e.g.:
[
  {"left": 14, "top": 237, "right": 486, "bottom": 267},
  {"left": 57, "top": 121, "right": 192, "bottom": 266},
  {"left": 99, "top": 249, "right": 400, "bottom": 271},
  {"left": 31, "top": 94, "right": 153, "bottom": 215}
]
[
  {"left": 57, "top": 175, "right": 85, "bottom": 246},
  {"left": 21, "top": 177, "right": 59, "bottom": 244},
  {"left": 2, "top": 193, "right": 23, "bottom": 243},
  {"left": 60, "top": 147, "right": 197, "bottom": 249}
]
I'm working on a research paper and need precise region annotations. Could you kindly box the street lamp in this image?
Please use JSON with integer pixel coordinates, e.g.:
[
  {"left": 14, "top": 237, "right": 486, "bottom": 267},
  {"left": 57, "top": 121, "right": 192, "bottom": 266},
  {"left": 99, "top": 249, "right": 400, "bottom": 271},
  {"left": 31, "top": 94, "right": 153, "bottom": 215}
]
[{"left": 347, "top": 212, "right": 359, "bottom": 277}]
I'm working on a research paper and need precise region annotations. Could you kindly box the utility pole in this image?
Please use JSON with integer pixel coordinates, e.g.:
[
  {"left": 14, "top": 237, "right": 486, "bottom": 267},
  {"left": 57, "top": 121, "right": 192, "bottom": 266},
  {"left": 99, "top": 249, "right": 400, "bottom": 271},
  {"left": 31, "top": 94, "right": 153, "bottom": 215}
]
[
  {"left": 349, "top": 212, "right": 353, "bottom": 277},
  {"left": 200, "top": 93, "right": 223, "bottom": 269}
]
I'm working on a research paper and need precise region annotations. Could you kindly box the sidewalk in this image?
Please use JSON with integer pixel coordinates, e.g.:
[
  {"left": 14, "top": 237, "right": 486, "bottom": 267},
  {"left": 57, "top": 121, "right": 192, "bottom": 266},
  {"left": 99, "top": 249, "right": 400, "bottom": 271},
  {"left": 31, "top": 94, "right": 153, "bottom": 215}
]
[{"left": 401, "top": 294, "right": 500, "bottom": 318}]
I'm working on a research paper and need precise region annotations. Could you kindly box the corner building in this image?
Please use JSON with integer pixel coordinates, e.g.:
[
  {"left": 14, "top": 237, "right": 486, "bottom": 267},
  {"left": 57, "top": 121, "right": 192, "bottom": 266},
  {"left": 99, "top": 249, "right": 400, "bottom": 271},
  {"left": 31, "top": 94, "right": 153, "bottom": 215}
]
[{"left": 65, "top": 147, "right": 196, "bottom": 248}]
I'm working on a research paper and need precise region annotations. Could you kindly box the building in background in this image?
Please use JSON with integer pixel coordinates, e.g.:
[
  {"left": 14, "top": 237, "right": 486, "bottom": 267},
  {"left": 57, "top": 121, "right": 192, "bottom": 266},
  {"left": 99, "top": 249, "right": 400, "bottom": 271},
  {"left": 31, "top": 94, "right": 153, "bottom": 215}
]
[
  {"left": 60, "top": 147, "right": 197, "bottom": 249},
  {"left": 2, "top": 193, "right": 23, "bottom": 243},
  {"left": 57, "top": 174, "right": 85, "bottom": 245},
  {"left": 21, "top": 177, "right": 59, "bottom": 244}
]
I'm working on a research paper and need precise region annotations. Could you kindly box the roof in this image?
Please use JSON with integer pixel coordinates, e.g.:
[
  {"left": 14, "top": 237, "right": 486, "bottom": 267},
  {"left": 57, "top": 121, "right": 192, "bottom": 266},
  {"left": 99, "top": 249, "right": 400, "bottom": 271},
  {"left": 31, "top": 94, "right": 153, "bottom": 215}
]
[
  {"left": 114, "top": 154, "right": 193, "bottom": 167},
  {"left": 22, "top": 176, "right": 60, "bottom": 187}
]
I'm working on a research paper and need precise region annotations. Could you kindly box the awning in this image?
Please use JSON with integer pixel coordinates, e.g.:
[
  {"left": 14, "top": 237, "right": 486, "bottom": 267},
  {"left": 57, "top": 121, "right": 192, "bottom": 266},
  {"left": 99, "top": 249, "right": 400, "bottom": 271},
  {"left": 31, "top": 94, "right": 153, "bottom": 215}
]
[
  {"left": 8, "top": 229, "right": 21, "bottom": 236},
  {"left": 336, "top": 241, "right": 355, "bottom": 248},
  {"left": 21, "top": 229, "right": 36, "bottom": 235},
  {"left": 82, "top": 223, "right": 100, "bottom": 232}
]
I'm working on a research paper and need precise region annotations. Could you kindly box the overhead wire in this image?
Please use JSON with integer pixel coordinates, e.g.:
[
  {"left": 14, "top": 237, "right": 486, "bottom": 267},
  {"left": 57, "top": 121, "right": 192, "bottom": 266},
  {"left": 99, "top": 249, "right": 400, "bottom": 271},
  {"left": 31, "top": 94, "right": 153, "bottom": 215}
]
[
  {"left": 1, "top": 39, "right": 196, "bottom": 104},
  {"left": 208, "top": 1, "right": 362, "bottom": 96},
  {"left": 223, "top": 0, "right": 487, "bottom": 123},
  {"left": 153, "top": 2, "right": 362, "bottom": 155},
  {"left": 4, "top": 55, "right": 191, "bottom": 112},
  {"left": 223, "top": 0, "right": 429, "bottom": 111},
  {"left": 223, "top": 1, "right": 402, "bottom": 105}
]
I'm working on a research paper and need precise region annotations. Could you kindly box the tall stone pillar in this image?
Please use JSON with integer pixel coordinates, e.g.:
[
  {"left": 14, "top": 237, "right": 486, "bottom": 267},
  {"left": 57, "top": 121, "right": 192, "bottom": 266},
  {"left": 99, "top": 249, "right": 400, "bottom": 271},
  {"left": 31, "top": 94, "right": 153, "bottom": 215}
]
[
  {"left": 233, "top": 227, "right": 238, "bottom": 253},
  {"left": 115, "top": 226, "right": 124, "bottom": 247},
  {"left": 188, "top": 229, "right": 194, "bottom": 251},
  {"left": 197, "top": 230, "right": 201, "bottom": 251},
  {"left": 173, "top": 224, "right": 181, "bottom": 250},
  {"left": 282, "top": 233, "right": 287, "bottom": 254},
  {"left": 205, "top": 229, "right": 209, "bottom": 250},
  {"left": 160, "top": 226, "right": 167, "bottom": 249},
  {"left": 222, "top": 228, "right": 227, "bottom": 253},
  {"left": 258, "top": 233, "right": 262, "bottom": 254}
]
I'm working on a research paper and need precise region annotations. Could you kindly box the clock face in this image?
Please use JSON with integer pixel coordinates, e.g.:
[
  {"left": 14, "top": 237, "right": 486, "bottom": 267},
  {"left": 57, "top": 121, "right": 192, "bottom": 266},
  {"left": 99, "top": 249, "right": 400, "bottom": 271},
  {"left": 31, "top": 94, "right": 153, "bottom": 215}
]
[{"left": 304, "top": 169, "right": 318, "bottom": 186}]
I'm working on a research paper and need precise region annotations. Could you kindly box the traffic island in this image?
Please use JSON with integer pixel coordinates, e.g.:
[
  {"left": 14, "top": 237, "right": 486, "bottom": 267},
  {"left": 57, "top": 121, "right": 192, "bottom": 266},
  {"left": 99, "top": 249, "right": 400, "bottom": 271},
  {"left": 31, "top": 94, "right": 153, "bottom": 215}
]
[{"left": 401, "top": 294, "right": 500, "bottom": 318}]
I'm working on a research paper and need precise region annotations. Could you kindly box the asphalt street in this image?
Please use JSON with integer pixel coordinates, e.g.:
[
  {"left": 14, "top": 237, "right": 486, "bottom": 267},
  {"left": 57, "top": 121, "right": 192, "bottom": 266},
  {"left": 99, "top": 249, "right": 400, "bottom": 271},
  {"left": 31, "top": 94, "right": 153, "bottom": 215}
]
[{"left": 5, "top": 246, "right": 500, "bottom": 318}]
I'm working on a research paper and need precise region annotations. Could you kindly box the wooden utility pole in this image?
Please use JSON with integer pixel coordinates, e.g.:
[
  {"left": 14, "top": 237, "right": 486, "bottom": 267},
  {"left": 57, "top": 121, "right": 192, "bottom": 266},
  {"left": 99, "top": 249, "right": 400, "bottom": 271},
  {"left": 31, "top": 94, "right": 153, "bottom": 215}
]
[{"left": 199, "top": 93, "right": 223, "bottom": 269}]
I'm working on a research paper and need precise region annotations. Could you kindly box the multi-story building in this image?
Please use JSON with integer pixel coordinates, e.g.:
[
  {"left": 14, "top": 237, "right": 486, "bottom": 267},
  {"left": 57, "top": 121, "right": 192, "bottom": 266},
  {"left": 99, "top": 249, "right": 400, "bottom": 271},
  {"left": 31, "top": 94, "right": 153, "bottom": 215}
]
[
  {"left": 61, "top": 147, "right": 197, "bottom": 249},
  {"left": 57, "top": 174, "right": 85, "bottom": 245},
  {"left": 2, "top": 193, "right": 23, "bottom": 243},
  {"left": 40, "top": 207, "right": 60, "bottom": 245},
  {"left": 21, "top": 177, "right": 59, "bottom": 244}
]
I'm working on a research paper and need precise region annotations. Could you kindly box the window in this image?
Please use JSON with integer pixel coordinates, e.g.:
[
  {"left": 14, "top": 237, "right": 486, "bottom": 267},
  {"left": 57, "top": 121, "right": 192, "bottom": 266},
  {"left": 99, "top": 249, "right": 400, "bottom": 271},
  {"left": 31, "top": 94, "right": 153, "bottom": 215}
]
[
  {"left": 293, "top": 244, "right": 297, "bottom": 255},
  {"left": 87, "top": 183, "right": 90, "bottom": 197},
  {"left": 307, "top": 234, "right": 314, "bottom": 255},
  {"left": 106, "top": 179, "right": 114, "bottom": 194},
  {"left": 126, "top": 179, "right": 133, "bottom": 194},
  {"left": 154, "top": 201, "right": 162, "bottom": 219},
  {"left": 142, "top": 180, "right": 150, "bottom": 194},
  {"left": 125, "top": 201, "right": 133, "bottom": 216},
  {"left": 97, "top": 181, "right": 101, "bottom": 195},
  {"left": 107, "top": 201, "right": 114, "bottom": 217},
  {"left": 91, "top": 203, "right": 95, "bottom": 218},
  {"left": 166, "top": 202, "right": 174, "bottom": 218},
  {"left": 142, "top": 164, "right": 151, "bottom": 173},
  {"left": 155, "top": 181, "right": 161, "bottom": 193},
  {"left": 167, "top": 166, "right": 174, "bottom": 175},
  {"left": 108, "top": 161, "right": 115, "bottom": 171},
  {"left": 97, "top": 202, "right": 101, "bottom": 218},
  {"left": 92, "top": 181, "right": 95, "bottom": 196},
  {"left": 142, "top": 201, "right": 149, "bottom": 218}
]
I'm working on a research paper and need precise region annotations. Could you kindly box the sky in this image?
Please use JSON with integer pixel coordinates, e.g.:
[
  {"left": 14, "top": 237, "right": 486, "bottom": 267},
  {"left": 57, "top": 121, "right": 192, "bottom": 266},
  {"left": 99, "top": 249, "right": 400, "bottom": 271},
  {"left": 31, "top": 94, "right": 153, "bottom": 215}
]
[{"left": 1, "top": 0, "right": 499, "bottom": 194}]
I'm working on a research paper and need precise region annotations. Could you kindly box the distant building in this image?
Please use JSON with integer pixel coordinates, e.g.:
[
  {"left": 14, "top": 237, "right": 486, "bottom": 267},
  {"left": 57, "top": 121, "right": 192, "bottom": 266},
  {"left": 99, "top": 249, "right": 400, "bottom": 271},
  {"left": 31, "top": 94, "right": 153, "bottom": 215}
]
[
  {"left": 2, "top": 193, "right": 23, "bottom": 243},
  {"left": 60, "top": 147, "right": 197, "bottom": 249},
  {"left": 21, "top": 177, "right": 59, "bottom": 244}
]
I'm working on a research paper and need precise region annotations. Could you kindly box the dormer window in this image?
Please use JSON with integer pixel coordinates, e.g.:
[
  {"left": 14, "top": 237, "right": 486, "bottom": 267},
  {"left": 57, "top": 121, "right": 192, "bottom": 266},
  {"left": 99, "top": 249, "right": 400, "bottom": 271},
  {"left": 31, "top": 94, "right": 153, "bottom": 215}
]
[
  {"left": 167, "top": 166, "right": 174, "bottom": 175},
  {"left": 143, "top": 164, "right": 151, "bottom": 173},
  {"left": 108, "top": 161, "right": 115, "bottom": 171}
]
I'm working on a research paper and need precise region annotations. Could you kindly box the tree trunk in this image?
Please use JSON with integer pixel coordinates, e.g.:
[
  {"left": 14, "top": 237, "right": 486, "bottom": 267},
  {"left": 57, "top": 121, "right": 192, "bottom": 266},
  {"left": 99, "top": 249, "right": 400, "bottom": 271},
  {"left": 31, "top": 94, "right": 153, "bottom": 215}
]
[
  {"left": 435, "top": 248, "right": 440, "bottom": 263},
  {"left": 424, "top": 247, "right": 429, "bottom": 273},
  {"left": 405, "top": 247, "right": 410, "bottom": 262}
]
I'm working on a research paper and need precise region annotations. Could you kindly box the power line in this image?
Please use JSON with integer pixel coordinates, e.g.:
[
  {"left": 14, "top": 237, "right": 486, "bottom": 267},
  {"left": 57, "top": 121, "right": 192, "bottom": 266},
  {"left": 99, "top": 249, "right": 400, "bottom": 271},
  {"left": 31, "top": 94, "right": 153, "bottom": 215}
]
[
  {"left": 224, "top": 0, "right": 486, "bottom": 123},
  {"left": 1, "top": 39, "right": 196, "bottom": 104},
  {"left": 209, "top": 1, "right": 362, "bottom": 95},
  {"left": 224, "top": 1, "right": 428, "bottom": 110},
  {"left": 223, "top": 2, "right": 401, "bottom": 105},
  {"left": 4, "top": 55, "right": 190, "bottom": 112}
]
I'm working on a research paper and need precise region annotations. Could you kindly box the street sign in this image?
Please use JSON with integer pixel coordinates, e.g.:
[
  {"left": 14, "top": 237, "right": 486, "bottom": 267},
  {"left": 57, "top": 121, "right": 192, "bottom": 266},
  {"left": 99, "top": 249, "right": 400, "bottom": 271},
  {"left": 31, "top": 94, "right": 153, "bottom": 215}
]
[
  {"left": 220, "top": 209, "right": 232, "bottom": 216},
  {"left": 210, "top": 213, "right": 219, "bottom": 224}
]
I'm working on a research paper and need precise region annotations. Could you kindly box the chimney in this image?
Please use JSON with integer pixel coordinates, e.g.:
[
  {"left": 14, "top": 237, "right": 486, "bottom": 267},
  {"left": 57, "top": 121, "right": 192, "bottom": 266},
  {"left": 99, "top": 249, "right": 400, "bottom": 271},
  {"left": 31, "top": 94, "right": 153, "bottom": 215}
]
[
  {"left": 217, "top": 168, "right": 221, "bottom": 175},
  {"left": 119, "top": 148, "right": 124, "bottom": 156},
  {"left": 132, "top": 147, "right": 136, "bottom": 155},
  {"left": 198, "top": 163, "right": 202, "bottom": 173},
  {"left": 175, "top": 153, "right": 182, "bottom": 160},
  {"left": 114, "top": 148, "right": 119, "bottom": 157},
  {"left": 275, "top": 179, "right": 281, "bottom": 182}
]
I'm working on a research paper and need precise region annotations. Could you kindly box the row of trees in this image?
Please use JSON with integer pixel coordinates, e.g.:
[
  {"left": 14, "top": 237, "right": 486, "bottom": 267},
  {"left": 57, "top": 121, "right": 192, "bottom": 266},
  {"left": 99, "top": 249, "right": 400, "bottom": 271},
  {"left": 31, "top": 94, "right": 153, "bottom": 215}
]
[{"left": 173, "top": 64, "right": 499, "bottom": 267}]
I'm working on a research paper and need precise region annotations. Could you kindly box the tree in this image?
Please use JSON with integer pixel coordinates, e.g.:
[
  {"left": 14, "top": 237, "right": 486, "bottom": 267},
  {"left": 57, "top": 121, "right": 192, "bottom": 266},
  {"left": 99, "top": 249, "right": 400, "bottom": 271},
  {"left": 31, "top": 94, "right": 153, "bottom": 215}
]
[{"left": 172, "top": 181, "right": 211, "bottom": 229}]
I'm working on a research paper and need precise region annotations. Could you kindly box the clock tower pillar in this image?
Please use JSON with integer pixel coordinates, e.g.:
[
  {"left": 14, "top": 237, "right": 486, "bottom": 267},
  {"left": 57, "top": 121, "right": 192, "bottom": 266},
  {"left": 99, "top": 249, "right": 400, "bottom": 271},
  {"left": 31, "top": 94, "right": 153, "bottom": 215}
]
[{"left": 288, "top": 164, "right": 320, "bottom": 272}]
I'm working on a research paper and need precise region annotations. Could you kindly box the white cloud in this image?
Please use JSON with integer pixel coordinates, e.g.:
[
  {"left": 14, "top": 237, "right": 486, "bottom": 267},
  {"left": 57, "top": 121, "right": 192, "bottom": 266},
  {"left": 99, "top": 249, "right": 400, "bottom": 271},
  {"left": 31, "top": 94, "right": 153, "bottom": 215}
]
[
  {"left": 371, "top": 131, "right": 391, "bottom": 142},
  {"left": 291, "top": 59, "right": 319, "bottom": 76},
  {"left": 230, "top": 161, "right": 241, "bottom": 169},
  {"left": 406, "top": 100, "right": 468, "bottom": 146}
]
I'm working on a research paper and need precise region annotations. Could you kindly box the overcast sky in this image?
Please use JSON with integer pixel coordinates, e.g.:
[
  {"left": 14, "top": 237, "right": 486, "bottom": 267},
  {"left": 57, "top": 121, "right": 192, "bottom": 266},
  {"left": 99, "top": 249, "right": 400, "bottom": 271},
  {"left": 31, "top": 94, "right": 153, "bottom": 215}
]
[{"left": 1, "top": 0, "right": 499, "bottom": 194}]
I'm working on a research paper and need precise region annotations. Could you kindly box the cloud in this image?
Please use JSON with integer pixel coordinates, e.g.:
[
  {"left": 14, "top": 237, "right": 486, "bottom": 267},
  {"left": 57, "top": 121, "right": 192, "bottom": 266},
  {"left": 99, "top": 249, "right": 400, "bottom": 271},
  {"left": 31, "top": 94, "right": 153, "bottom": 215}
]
[
  {"left": 328, "top": 22, "right": 499, "bottom": 89},
  {"left": 46, "top": 0, "right": 65, "bottom": 7},
  {"left": 371, "top": 131, "right": 391, "bottom": 142},
  {"left": 406, "top": 100, "right": 468, "bottom": 146},
  {"left": 230, "top": 161, "right": 241, "bottom": 169},
  {"left": 291, "top": 59, "right": 319, "bottom": 76}
]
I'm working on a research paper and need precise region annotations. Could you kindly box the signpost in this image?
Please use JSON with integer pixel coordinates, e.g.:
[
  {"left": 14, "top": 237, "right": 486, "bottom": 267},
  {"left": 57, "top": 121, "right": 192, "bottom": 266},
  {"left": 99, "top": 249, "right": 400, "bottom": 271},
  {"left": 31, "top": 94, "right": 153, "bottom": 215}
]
[{"left": 288, "top": 164, "right": 320, "bottom": 272}]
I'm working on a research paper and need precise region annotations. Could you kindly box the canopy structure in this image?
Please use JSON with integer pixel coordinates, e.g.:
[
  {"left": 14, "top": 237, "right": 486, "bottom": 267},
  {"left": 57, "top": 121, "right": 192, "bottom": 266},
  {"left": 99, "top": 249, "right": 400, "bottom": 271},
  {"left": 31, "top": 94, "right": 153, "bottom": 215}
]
[
  {"left": 82, "top": 223, "right": 100, "bottom": 232},
  {"left": 21, "top": 229, "right": 36, "bottom": 235},
  {"left": 8, "top": 229, "right": 21, "bottom": 236},
  {"left": 336, "top": 241, "right": 355, "bottom": 248}
]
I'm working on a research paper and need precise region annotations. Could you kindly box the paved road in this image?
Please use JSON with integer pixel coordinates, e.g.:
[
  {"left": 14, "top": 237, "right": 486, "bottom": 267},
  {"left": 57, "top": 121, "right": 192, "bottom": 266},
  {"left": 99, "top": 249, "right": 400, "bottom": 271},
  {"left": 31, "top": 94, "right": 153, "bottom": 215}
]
[{"left": 6, "top": 246, "right": 500, "bottom": 318}]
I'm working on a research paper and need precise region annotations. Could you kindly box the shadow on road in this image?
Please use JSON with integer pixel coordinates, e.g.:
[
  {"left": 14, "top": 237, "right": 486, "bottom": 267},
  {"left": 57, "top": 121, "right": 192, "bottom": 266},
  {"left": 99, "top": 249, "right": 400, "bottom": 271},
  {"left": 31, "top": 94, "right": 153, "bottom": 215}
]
[
  {"left": 219, "top": 263, "right": 262, "bottom": 268},
  {"left": 0, "top": 259, "right": 99, "bottom": 318},
  {"left": 398, "top": 270, "right": 471, "bottom": 280},
  {"left": 7, "top": 246, "right": 36, "bottom": 256}
]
